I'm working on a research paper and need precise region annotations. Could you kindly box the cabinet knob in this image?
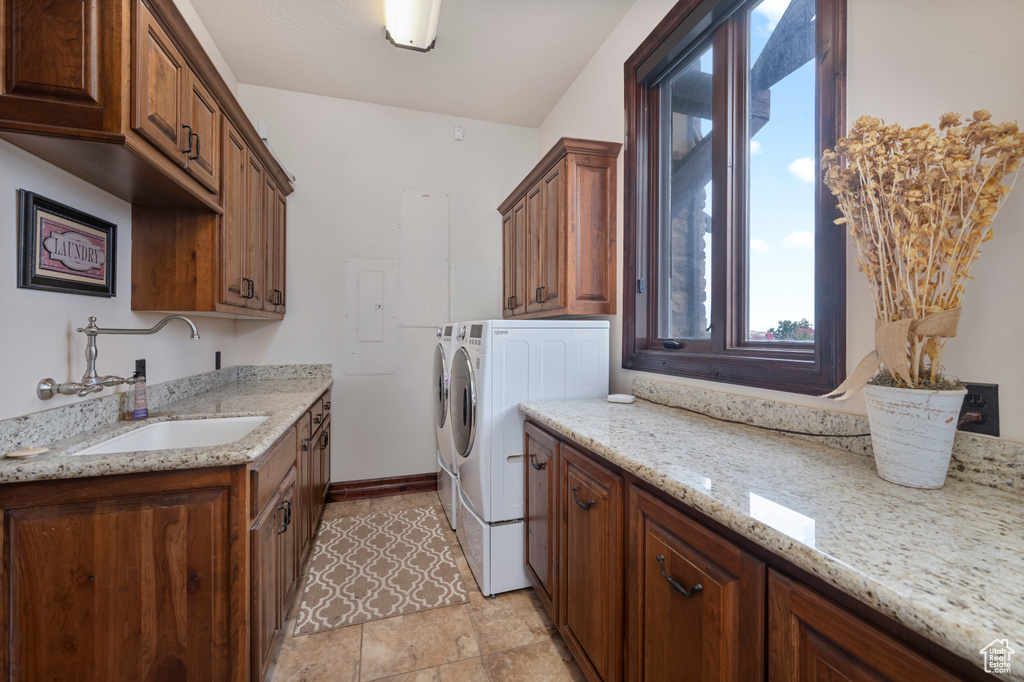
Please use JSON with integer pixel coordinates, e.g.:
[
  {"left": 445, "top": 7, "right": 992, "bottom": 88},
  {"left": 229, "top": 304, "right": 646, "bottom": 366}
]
[
  {"left": 324, "top": 401, "right": 331, "bottom": 412},
  {"left": 571, "top": 486, "right": 594, "bottom": 511},
  {"left": 314, "top": 414, "right": 323, "bottom": 425},
  {"left": 656, "top": 555, "right": 702, "bottom": 598},
  {"left": 529, "top": 453, "right": 546, "bottom": 471},
  {"left": 187, "top": 575, "right": 201, "bottom": 593},
  {"left": 301, "top": 438, "right": 311, "bottom": 452},
  {"left": 320, "top": 430, "right": 329, "bottom": 450}
]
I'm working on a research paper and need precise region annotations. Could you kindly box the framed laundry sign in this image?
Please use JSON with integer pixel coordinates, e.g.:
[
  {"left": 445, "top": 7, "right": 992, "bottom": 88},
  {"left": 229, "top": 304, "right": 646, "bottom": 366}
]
[{"left": 17, "top": 190, "right": 117, "bottom": 297}]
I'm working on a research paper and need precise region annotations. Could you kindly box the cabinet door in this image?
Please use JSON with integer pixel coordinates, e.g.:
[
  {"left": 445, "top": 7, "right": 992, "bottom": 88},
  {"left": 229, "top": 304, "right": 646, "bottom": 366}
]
[
  {"left": 317, "top": 416, "right": 331, "bottom": 521},
  {"left": 524, "top": 422, "right": 559, "bottom": 619},
  {"left": 628, "top": 486, "right": 765, "bottom": 682},
  {"left": 220, "top": 120, "right": 250, "bottom": 308},
  {"left": 560, "top": 443, "right": 623, "bottom": 682},
  {"left": 511, "top": 197, "right": 528, "bottom": 316},
  {"left": 538, "top": 160, "right": 565, "bottom": 311},
  {"left": 183, "top": 70, "right": 220, "bottom": 193},
  {"left": 261, "top": 176, "right": 280, "bottom": 312},
  {"left": 250, "top": 492, "right": 281, "bottom": 682},
  {"left": 279, "top": 479, "right": 298, "bottom": 607},
  {"left": 501, "top": 209, "right": 515, "bottom": 317},
  {"left": 297, "top": 421, "right": 314, "bottom": 558},
  {"left": 6, "top": 487, "right": 231, "bottom": 681},
  {"left": 132, "top": 0, "right": 186, "bottom": 164},
  {"left": 525, "top": 181, "right": 544, "bottom": 314},
  {"left": 271, "top": 189, "right": 287, "bottom": 313},
  {"left": 245, "top": 153, "right": 265, "bottom": 309},
  {"left": 768, "top": 571, "right": 961, "bottom": 682},
  {"left": 0, "top": 0, "right": 113, "bottom": 132}
]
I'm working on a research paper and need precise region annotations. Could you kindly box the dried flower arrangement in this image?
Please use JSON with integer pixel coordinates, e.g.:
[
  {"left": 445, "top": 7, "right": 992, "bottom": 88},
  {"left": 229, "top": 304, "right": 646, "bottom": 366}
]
[{"left": 821, "top": 111, "right": 1024, "bottom": 397}]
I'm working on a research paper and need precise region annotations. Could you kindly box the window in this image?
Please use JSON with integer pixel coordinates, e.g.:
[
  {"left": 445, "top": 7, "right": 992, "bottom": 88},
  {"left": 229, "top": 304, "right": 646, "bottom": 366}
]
[{"left": 623, "top": 0, "right": 847, "bottom": 394}]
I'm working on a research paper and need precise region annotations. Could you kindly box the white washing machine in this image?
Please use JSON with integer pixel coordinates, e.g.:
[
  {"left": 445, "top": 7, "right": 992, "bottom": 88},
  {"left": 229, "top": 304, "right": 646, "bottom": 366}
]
[
  {"left": 449, "top": 319, "right": 610, "bottom": 596},
  {"left": 433, "top": 323, "right": 459, "bottom": 530}
]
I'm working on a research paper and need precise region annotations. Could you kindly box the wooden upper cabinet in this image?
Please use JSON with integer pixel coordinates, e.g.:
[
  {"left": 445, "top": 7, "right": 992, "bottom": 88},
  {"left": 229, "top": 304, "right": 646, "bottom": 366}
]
[
  {"left": 221, "top": 119, "right": 250, "bottom": 308},
  {"left": 502, "top": 210, "right": 516, "bottom": 314},
  {"left": 768, "top": 571, "right": 962, "bottom": 682},
  {"left": 0, "top": 0, "right": 291, "bottom": 211},
  {"left": 524, "top": 422, "right": 559, "bottom": 620},
  {"left": 511, "top": 198, "right": 528, "bottom": 317},
  {"left": 627, "top": 486, "right": 765, "bottom": 682},
  {"left": 538, "top": 161, "right": 565, "bottom": 312},
  {"left": 499, "top": 138, "right": 620, "bottom": 319},
  {"left": 262, "top": 177, "right": 286, "bottom": 314},
  {"left": 0, "top": 0, "right": 119, "bottom": 133},
  {"left": 560, "top": 443, "right": 624, "bottom": 682},
  {"left": 525, "top": 182, "right": 544, "bottom": 314},
  {"left": 245, "top": 153, "right": 266, "bottom": 310},
  {"left": 132, "top": 0, "right": 186, "bottom": 162},
  {"left": 184, "top": 70, "right": 220, "bottom": 192}
]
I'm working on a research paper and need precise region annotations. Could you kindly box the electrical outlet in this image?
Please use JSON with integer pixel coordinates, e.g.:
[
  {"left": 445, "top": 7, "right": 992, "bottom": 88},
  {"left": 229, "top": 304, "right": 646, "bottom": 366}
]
[
  {"left": 135, "top": 358, "right": 146, "bottom": 379},
  {"left": 958, "top": 383, "right": 998, "bottom": 437}
]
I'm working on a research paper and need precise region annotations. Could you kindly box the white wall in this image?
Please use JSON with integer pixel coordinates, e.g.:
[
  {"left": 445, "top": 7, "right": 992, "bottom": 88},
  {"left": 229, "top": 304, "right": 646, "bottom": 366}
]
[
  {"left": 536, "top": 0, "right": 1024, "bottom": 442},
  {"left": 234, "top": 85, "right": 538, "bottom": 481},
  {"left": 170, "top": 0, "right": 240, "bottom": 95},
  {"left": 0, "top": 141, "right": 246, "bottom": 421}
]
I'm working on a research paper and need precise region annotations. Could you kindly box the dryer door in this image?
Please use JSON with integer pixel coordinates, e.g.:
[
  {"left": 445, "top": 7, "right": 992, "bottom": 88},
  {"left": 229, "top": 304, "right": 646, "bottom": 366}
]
[
  {"left": 433, "top": 343, "right": 448, "bottom": 429},
  {"left": 450, "top": 347, "right": 477, "bottom": 458}
]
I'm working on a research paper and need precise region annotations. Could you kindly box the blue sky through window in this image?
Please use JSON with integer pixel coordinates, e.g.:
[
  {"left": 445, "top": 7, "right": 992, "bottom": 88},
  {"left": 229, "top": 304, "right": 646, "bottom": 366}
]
[{"left": 747, "top": 0, "right": 816, "bottom": 336}]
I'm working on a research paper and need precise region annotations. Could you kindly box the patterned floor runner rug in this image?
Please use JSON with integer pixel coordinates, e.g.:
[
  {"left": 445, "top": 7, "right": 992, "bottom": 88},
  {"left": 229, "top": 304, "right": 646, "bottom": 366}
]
[{"left": 294, "top": 506, "right": 469, "bottom": 634}]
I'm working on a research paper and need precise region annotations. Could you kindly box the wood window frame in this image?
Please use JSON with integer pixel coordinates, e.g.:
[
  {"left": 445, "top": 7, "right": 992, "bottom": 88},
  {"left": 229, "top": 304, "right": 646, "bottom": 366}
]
[{"left": 622, "top": 0, "right": 847, "bottom": 395}]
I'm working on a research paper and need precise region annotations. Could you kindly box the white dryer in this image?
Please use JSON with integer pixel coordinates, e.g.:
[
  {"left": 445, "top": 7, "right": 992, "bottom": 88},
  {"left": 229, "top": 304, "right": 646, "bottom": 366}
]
[
  {"left": 449, "top": 319, "right": 609, "bottom": 596},
  {"left": 432, "top": 323, "right": 459, "bottom": 530}
]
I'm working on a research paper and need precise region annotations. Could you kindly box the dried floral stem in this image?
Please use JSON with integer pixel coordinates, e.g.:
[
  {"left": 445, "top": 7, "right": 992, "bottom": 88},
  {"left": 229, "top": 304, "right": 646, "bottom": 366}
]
[{"left": 823, "top": 111, "right": 1024, "bottom": 388}]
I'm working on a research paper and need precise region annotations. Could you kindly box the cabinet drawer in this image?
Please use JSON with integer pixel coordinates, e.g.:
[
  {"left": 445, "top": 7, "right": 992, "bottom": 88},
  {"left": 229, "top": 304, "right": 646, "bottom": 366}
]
[
  {"left": 768, "top": 570, "right": 962, "bottom": 682},
  {"left": 251, "top": 426, "right": 297, "bottom": 517}
]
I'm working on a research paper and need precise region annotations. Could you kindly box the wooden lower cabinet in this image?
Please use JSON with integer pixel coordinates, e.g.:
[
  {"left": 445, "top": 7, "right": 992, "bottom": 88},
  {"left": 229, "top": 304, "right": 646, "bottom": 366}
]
[
  {"left": 523, "top": 420, "right": 977, "bottom": 682},
  {"left": 0, "top": 467, "right": 244, "bottom": 682},
  {"left": 768, "top": 571, "right": 962, "bottom": 682},
  {"left": 251, "top": 467, "right": 298, "bottom": 682},
  {"left": 627, "top": 486, "right": 765, "bottom": 681},
  {"left": 559, "top": 443, "right": 624, "bottom": 682},
  {"left": 524, "top": 422, "right": 559, "bottom": 619}
]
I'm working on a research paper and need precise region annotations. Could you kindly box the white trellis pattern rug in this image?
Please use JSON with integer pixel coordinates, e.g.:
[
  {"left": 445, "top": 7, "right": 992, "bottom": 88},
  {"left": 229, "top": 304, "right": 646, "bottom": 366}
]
[{"left": 293, "top": 506, "right": 468, "bottom": 634}]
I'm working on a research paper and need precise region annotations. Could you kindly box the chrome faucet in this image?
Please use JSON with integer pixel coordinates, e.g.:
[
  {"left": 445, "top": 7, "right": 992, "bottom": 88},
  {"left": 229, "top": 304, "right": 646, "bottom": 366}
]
[{"left": 37, "top": 315, "right": 200, "bottom": 400}]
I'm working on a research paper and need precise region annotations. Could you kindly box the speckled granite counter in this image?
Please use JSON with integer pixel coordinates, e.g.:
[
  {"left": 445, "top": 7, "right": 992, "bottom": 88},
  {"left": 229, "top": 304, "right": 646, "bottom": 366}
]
[
  {"left": 519, "top": 398, "right": 1023, "bottom": 679},
  {"left": 0, "top": 375, "right": 332, "bottom": 484}
]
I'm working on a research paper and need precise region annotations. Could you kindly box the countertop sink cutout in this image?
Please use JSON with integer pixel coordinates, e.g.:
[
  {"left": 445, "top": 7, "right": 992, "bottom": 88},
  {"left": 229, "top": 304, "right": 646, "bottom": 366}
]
[{"left": 73, "top": 416, "right": 269, "bottom": 456}]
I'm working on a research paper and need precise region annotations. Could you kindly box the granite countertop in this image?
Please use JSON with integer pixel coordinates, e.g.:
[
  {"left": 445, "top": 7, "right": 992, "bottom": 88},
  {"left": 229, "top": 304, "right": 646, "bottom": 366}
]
[
  {"left": 0, "top": 376, "right": 333, "bottom": 484},
  {"left": 519, "top": 398, "right": 1023, "bottom": 679}
]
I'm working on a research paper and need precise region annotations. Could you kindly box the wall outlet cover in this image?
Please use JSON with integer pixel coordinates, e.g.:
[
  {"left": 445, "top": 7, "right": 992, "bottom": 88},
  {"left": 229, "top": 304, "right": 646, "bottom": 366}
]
[{"left": 958, "top": 383, "right": 998, "bottom": 437}]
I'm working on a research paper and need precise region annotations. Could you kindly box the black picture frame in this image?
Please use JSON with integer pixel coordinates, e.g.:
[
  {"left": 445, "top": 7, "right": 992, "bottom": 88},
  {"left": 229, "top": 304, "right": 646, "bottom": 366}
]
[{"left": 17, "top": 190, "right": 117, "bottom": 297}]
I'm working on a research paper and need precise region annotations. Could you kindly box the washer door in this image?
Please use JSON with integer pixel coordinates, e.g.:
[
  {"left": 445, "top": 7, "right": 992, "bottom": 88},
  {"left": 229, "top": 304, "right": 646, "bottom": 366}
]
[
  {"left": 450, "top": 346, "right": 476, "bottom": 458},
  {"left": 433, "top": 344, "right": 448, "bottom": 429}
]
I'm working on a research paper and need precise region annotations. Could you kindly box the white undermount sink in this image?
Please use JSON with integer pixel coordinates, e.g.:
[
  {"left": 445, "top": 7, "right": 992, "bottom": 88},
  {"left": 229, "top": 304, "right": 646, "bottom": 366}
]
[{"left": 73, "top": 416, "right": 269, "bottom": 456}]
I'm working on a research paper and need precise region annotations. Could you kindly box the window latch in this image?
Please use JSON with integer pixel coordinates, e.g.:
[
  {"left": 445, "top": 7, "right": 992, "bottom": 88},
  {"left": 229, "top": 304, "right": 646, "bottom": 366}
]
[{"left": 637, "top": 278, "right": 645, "bottom": 294}]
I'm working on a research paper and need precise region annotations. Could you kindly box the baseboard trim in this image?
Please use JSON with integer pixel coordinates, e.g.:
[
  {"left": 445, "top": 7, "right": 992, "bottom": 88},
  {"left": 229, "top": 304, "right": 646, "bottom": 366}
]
[{"left": 326, "top": 473, "right": 437, "bottom": 502}]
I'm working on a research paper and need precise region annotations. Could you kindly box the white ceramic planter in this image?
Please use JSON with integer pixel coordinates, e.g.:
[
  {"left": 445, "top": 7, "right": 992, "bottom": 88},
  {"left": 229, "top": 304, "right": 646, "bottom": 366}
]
[{"left": 863, "top": 384, "right": 967, "bottom": 489}]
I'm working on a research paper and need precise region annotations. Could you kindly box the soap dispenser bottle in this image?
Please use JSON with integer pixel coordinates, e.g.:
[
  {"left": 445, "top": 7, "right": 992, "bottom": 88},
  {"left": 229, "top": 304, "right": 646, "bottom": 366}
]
[{"left": 132, "top": 370, "right": 148, "bottom": 420}]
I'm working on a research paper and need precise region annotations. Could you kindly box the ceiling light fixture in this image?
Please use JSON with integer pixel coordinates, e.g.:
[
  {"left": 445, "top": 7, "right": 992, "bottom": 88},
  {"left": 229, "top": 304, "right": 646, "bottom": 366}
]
[{"left": 385, "top": 0, "right": 442, "bottom": 52}]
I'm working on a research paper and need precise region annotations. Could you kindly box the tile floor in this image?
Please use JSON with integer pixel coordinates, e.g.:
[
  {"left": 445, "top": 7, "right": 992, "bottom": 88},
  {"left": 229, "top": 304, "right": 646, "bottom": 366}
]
[{"left": 266, "top": 491, "right": 586, "bottom": 682}]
